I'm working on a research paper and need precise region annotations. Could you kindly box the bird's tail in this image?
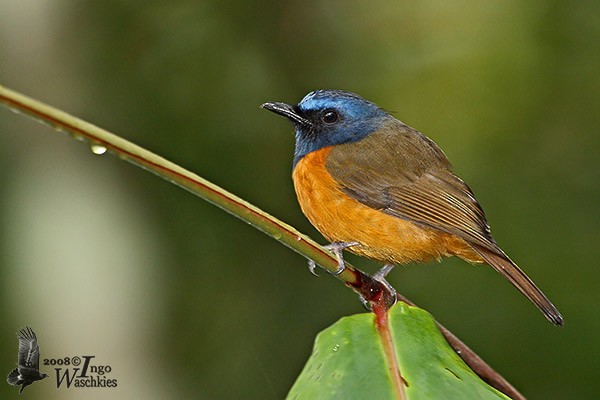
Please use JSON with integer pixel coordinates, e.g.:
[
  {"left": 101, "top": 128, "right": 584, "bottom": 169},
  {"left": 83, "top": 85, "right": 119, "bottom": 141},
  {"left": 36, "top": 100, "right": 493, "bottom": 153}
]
[
  {"left": 471, "top": 243, "right": 563, "bottom": 326},
  {"left": 7, "top": 368, "right": 19, "bottom": 385}
]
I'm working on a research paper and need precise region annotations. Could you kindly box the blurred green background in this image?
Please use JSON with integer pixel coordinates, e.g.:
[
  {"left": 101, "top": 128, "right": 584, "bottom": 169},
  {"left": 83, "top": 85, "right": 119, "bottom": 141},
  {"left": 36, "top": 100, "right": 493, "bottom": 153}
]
[{"left": 0, "top": 1, "right": 598, "bottom": 399}]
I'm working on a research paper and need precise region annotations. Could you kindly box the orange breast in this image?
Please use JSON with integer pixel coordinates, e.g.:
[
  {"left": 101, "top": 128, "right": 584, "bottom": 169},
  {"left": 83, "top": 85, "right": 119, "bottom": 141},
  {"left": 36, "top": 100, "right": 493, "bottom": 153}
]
[{"left": 292, "top": 147, "right": 482, "bottom": 265}]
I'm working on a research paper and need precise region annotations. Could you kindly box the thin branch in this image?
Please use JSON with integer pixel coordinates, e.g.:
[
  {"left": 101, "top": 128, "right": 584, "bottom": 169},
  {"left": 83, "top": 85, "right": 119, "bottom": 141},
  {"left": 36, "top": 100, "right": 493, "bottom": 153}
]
[{"left": 0, "top": 83, "right": 523, "bottom": 400}]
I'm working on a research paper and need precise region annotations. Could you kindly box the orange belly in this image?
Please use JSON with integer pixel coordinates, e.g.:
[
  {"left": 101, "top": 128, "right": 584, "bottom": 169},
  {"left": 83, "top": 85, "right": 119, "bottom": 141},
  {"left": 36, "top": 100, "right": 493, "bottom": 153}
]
[{"left": 292, "top": 147, "right": 482, "bottom": 265}]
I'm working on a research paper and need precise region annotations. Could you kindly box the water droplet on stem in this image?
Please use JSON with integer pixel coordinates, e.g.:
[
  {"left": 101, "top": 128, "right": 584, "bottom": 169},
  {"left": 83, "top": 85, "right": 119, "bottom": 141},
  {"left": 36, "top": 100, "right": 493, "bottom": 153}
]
[{"left": 90, "top": 143, "right": 107, "bottom": 155}]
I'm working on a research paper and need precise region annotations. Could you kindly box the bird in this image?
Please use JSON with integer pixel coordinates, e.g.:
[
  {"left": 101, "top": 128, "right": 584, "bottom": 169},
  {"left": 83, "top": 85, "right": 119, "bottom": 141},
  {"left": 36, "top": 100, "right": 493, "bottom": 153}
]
[
  {"left": 7, "top": 326, "right": 49, "bottom": 393},
  {"left": 261, "top": 89, "right": 563, "bottom": 326}
]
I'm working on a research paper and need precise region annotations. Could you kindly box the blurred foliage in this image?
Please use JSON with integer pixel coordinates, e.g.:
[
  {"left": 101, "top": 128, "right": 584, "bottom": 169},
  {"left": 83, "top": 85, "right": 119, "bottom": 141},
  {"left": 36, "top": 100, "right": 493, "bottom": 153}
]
[{"left": 0, "top": 1, "right": 599, "bottom": 399}]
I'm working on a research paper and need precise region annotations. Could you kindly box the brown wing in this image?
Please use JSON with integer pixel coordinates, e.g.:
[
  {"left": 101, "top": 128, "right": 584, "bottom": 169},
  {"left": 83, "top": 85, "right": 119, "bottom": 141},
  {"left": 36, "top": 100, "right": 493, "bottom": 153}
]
[
  {"left": 384, "top": 169, "right": 494, "bottom": 247},
  {"left": 326, "top": 120, "right": 563, "bottom": 326},
  {"left": 326, "top": 121, "right": 494, "bottom": 249}
]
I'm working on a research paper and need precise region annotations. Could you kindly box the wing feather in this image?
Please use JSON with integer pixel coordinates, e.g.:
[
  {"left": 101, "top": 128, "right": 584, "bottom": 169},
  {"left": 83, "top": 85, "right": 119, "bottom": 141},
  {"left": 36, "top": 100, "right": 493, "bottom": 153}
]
[
  {"left": 385, "top": 170, "right": 494, "bottom": 247},
  {"left": 17, "top": 327, "right": 41, "bottom": 370},
  {"left": 326, "top": 121, "right": 495, "bottom": 252}
]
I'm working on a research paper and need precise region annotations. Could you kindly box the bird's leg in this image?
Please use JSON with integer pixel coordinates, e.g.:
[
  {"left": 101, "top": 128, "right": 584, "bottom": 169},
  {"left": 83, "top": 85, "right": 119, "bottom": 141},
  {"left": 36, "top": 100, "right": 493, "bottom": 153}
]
[
  {"left": 308, "top": 241, "right": 360, "bottom": 276},
  {"left": 374, "top": 263, "right": 397, "bottom": 300},
  {"left": 374, "top": 263, "right": 395, "bottom": 280}
]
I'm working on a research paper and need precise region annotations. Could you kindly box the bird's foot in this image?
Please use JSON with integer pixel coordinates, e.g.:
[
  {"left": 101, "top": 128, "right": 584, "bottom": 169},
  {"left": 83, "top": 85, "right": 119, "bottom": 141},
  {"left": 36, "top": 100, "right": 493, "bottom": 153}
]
[
  {"left": 308, "top": 241, "right": 360, "bottom": 276},
  {"left": 359, "top": 264, "right": 397, "bottom": 308},
  {"left": 374, "top": 263, "right": 395, "bottom": 280}
]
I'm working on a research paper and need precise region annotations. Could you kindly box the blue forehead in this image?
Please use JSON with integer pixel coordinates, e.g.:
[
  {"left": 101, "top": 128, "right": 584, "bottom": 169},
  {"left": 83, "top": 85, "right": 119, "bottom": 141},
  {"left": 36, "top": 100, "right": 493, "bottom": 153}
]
[{"left": 299, "top": 90, "right": 383, "bottom": 118}]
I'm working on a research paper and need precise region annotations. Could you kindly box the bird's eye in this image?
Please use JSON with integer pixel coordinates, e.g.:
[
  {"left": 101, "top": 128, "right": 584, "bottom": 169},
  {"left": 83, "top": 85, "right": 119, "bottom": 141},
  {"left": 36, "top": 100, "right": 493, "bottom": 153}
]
[{"left": 321, "top": 109, "right": 339, "bottom": 124}]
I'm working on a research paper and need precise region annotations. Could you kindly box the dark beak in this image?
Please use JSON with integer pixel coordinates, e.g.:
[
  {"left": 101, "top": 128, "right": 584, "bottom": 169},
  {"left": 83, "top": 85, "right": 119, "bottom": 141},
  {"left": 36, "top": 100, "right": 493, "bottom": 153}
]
[{"left": 261, "top": 102, "right": 312, "bottom": 128}]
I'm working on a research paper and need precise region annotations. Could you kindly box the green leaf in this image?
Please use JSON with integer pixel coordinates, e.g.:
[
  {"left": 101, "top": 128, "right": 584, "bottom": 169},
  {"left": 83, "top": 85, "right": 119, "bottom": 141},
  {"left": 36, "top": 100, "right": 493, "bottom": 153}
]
[{"left": 288, "top": 303, "right": 510, "bottom": 400}]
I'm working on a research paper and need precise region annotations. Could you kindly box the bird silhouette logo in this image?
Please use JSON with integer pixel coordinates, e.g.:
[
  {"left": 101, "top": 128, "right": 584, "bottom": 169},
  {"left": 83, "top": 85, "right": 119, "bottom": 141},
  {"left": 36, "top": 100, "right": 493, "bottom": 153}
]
[{"left": 6, "top": 327, "right": 48, "bottom": 393}]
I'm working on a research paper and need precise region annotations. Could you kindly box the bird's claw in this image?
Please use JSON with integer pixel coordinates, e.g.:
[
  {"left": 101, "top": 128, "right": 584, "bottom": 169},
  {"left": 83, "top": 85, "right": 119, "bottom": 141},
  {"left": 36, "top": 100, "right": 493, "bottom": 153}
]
[
  {"left": 307, "top": 241, "right": 360, "bottom": 276},
  {"left": 308, "top": 259, "right": 319, "bottom": 276},
  {"left": 358, "top": 264, "right": 398, "bottom": 310},
  {"left": 373, "top": 263, "right": 397, "bottom": 303}
]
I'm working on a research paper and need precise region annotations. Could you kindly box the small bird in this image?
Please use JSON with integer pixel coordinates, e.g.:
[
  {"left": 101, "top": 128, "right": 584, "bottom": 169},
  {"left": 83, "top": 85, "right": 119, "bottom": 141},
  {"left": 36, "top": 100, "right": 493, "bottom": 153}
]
[
  {"left": 7, "top": 326, "right": 49, "bottom": 393},
  {"left": 262, "top": 90, "right": 563, "bottom": 326}
]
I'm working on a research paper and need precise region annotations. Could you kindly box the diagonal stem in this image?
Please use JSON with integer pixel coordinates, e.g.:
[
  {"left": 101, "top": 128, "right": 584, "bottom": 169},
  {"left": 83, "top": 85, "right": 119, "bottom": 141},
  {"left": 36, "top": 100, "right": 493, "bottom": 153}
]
[{"left": 0, "top": 83, "right": 524, "bottom": 400}]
